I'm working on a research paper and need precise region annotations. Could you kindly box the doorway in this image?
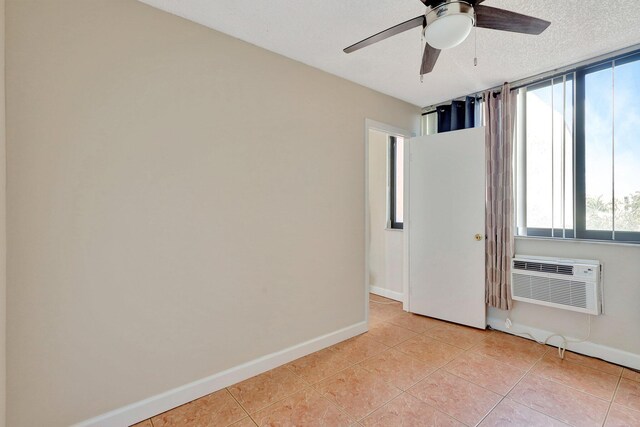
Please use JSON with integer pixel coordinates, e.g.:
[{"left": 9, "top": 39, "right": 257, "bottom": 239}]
[{"left": 364, "top": 120, "right": 413, "bottom": 319}]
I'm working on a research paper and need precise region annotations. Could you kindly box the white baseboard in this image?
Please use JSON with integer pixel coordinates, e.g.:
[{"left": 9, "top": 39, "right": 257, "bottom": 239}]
[
  {"left": 72, "top": 321, "right": 368, "bottom": 427},
  {"left": 369, "top": 286, "right": 403, "bottom": 302},
  {"left": 487, "top": 316, "right": 640, "bottom": 371}
]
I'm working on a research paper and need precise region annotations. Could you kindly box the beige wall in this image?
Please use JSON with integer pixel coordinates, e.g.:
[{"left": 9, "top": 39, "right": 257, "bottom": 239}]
[
  {"left": 5, "top": 1, "right": 419, "bottom": 426},
  {"left": 490, "top": 238, "right": 640, "bottom": 359},
  {"left": 368, "top": 130, "right": 403, "bottom": 296},
  {"left": 0, "top": 0, "right": 6, "bottom": 425}
]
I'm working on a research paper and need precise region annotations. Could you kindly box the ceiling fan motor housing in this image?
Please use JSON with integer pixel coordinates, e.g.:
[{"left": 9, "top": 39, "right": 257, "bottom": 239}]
[{"left": 424, "top": 1, "right": 475, "bottom": 50}]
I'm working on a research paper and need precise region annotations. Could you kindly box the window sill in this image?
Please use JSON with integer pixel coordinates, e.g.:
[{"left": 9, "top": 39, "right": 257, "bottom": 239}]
[
  {"left": 515, "top": 235, "right": 640, "bottom": 248},
  {"left": 385, "top": 227, "right": 404, "bottom": 232}
]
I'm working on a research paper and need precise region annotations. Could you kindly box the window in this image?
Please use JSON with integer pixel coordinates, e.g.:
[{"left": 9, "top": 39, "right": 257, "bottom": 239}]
[
  {"left": 516, "top": 75, "right": 574, "bottom": 238},
  {"left": 389, "top": 136, "right": 404, "bottom": 229},
  {"left": 516, "top": 52, "right": 640, "bottom": 242},
  {"left": 421, "top": 111, "right": 438, "bottom": 135}
]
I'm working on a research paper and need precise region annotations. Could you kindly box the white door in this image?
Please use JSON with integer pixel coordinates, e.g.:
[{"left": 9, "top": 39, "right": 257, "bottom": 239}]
[{"left": 405, "top": 127, "right": 486, "bottom": 329}]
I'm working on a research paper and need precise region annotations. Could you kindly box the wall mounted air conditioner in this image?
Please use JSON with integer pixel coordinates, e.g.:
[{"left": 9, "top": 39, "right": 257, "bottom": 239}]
[{"left": 511, "top": 255, "right": 601, "bottom": 315}]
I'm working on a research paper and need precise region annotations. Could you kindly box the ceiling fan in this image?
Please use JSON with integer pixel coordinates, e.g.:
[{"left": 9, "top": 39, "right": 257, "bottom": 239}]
[{"left": 343, "top": 0, "right": 551, "bottom": 75}]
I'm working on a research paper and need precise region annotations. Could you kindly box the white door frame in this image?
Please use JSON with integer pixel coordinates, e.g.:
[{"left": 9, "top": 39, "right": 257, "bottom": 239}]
[{"left": 364, "top": 119, "right": 414, "bottom": 321}]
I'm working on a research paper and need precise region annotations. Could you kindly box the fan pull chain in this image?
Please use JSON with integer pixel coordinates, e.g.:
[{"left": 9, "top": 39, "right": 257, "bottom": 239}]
[{"left": 474, "top": 26, "right": 478, "bottom": 67}]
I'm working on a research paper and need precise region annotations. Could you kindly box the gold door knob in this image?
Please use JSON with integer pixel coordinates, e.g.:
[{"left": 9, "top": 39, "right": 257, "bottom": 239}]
[{"left": 475, "top": 234, "right": 483, "bottom": 241}]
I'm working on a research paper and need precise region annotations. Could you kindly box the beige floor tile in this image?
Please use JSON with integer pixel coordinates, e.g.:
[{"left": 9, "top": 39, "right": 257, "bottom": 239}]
[
  {"left": 230, "top": 418, "right": 257, "bottom": 427},
  {"left": 623, "top": 368, "right": 640, "bottom": 383},
  {"left": 369, "top": 294, "right": 402, "bottom": 308},
  {"left": 285, "top": 347, "right": 352, "bottom": 384},
  {"left": 424, "top": 323, "right": 490, "bottom": 350},
  {"left": 365, "top": 322, "right": 418, "bottom": 347},
  {"left": 408, "top": 370, "right": 501, "bottom": 426},
  {"left": 444, "top": 351, "right": 526, "bottom": 395},
  {"left": 315, "top": 366, "right": 402, "bottom": 420},
  {"left": 329, "top": 335, "right": 389, "bottom": 364},
  {"left": 472, "top": 333, "right": 548, "bottom": 370},
  {"left": 546, "top": 351, "right": 623, "bottom": 376},
  {"left": 508, "top": 374, "right": 609, "bottom": 427},
  {"left": 152, "top": 389, "right": 248, "bottom": 427},
  {"left": 359, "top": 348, "right": 437, "bottom": 391},
  {"left": 605, "top": 403, "right": 640, "bottom": 427},
  {"left": 131, "top": 420, "right": 153, "bottom": 427},
  {"left": 369, "top": 294, "right": 397, "bottom": 303},
  {"left": 387, "top": 312, "right": 446, "bottom": 333},
  {"left": 368, "top": 315, "right": 388, "bottom": 327},
  {"left": 369, "top": 297, "right": 401, "bottom": 308},
  {"left": 614, "top": 378, "right": 640, "bottom": 412},
  {"left": 479, "top": 398, "right": 568, "bottom": 426},
  {"left": 361, "top": 393, "right": 463, "bottom": 426},
  {"left": 227, "top": 365, "right": 307, "bottom": 413},
  {"left": 251, "top": 388, "right": 353, "bottom": 427},
  {"left": 531, "top": 353, "right": 620, "bottom": 400},
  {"left": 369, "top": 306, "right": 404, "bottom": 322},
  {"left": 395, "top": 335, "right": 463, "bottom": 369}
]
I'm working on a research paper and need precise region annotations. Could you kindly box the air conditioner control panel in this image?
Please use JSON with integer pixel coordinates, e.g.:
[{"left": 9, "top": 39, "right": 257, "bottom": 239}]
[{"left": 574, "top": 264, "right": 599, "bottom": 280}]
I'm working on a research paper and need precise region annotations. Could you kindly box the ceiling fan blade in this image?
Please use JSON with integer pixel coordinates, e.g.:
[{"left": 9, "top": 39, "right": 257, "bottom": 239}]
[
  {"left": 417, "top": 0, "right": 441, "bottom": 6},
  {"left": 420, "top": 43, "right": 441, "bottom": 75},
  {"left": 475, "top": 5, "right": 550, "bottom": 35},
  {"left": 421, "top": 0, "right": 484, "bottom": 7},
  {"left": 344, "top": 15, "right": 425, "bottom": 53}
]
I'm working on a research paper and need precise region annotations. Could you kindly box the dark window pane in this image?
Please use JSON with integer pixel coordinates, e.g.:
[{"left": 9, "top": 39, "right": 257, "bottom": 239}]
[
  {"left": 394, "top": 138, "right": 404, "bottom": 224},
  {"left": 389, "top": 136, "right": 403, "bottom": 229}
]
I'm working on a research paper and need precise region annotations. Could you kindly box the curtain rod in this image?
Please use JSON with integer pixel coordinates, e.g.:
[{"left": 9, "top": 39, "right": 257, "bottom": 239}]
[{"left": 422, "top": 42, "right": 640, "bottom": 114}]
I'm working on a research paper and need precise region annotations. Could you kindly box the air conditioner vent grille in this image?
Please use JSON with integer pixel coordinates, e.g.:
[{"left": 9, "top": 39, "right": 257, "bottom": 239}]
[
  {"left": 512, "top": 273, "right": 590, "bottom": 310},
  {"left": 513, "top": 260, "right": 573, "bottom": 275}
]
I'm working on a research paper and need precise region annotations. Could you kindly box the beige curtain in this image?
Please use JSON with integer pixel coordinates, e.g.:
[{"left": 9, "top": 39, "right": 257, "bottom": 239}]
[{"left": 484, "top": 83, "right": 516, "bottom": 310}]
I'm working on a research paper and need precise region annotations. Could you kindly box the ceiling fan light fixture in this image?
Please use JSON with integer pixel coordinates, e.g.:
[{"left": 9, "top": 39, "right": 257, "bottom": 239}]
[{"left": 424, "top": 1, "right": 475, "bottom": 50}]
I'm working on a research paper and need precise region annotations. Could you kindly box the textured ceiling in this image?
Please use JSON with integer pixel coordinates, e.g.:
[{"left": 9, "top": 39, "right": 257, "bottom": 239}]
[{"left": 139, "top": 0, "right": 640, "bottom": 107}]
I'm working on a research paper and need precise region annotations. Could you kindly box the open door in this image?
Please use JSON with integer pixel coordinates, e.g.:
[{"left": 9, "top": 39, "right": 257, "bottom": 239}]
[{"left": 405, "top": 127, "right": 486, "bottom": 329}]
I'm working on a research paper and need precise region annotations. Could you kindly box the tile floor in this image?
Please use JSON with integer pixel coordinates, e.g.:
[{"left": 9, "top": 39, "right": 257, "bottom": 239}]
[{"left": 133, "top": 294, "right": 640, "bottom": 426}]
